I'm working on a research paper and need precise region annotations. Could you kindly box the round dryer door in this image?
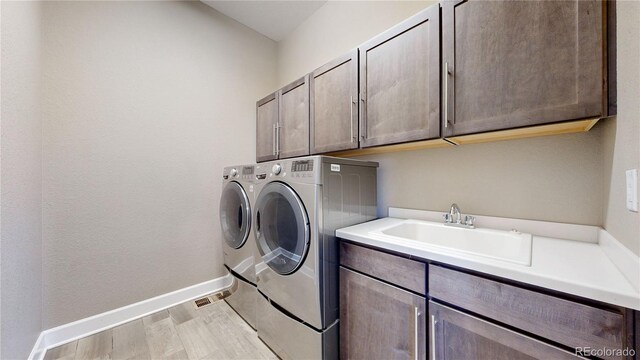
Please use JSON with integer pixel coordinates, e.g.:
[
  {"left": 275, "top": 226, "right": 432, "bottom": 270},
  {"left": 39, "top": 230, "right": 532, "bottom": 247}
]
[
  {"left": 219, "top": 181, "right": 251, "bottom": 249},
  {"left": 255, "top": 181, "right": 310, "bottom": 275}
]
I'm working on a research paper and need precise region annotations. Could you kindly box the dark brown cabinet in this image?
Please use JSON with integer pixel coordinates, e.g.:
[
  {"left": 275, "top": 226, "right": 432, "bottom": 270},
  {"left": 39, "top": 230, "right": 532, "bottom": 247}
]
[
  {"left": 310, "top": 50, "right": 359, "bottom": 154},
  {"left": 256, "top": 76, "right": 310, "bottom": 162},
  {"left": 257, "top": 0, "right": 613, "bottom": 159},
  {"left": 339, "top": 267, "right": 426, "bottom": 360},
  {"left": 442, "top": 0, "right": 607, "bottom": 137},
  {"left": 278, "top": 75, "right": 310, "bottom": 159},
  {"left": 429, "top": 301, "right": 582, "bottom": 360},
  {"left": 256, "top": 92, "right": 279, "bottom": 162},
  {"left": 358, "top": 5, "right": 440, "bottom": 148},
  {"left": 429, "top": 264, "right": 627, "bottom": 358},
  {"left": 339, "top": 242, "right": 636, "bottom": 360}
]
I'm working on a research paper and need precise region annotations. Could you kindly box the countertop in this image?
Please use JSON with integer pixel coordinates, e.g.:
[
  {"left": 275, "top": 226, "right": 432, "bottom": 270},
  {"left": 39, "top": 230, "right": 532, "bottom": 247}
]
[{"left": 336, "top": 211, "right": 640, "bottom": 311}]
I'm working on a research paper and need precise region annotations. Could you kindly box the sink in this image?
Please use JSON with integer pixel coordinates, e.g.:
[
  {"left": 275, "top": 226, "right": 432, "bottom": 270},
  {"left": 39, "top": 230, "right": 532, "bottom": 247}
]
[{"left": 375, "top": 220, "right": 532, "bottom": 266}]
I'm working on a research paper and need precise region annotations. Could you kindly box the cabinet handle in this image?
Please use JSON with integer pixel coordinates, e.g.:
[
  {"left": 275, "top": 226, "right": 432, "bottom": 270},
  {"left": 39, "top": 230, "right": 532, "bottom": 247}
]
[
  {"left": 414, "top": 306, "right": 421, "bottom": 360},
  {"left": 272, "top": 123, "right": 280, "bottom": 156},
  {"left": 350, "top": 96, "right": 354, "bottom": 142},
  {"left": 444, "top": 62, "right": 449, "bottom": 129},
  {"left": 430, "top": 315, "right": 437, "bottom": 360},
  {"left": 360, "top": 97, "right": 366, "bottom": 140},
  {"left": 272, "top": 123, "right": 277, "bottom": 155}
]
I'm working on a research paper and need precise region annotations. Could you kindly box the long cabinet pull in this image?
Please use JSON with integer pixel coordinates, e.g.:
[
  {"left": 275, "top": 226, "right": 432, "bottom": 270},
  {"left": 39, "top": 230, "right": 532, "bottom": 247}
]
[
  {"left": 414, "top": 307, "right": 421, "bottom": 360},
  {"left": 443, "top": 62, "right": 449, "bottom": 129},
  {"left": 430, "top": 314, "right": 437, "bottom": 360},
  {"left": 350, "top": 96, "right": 354, "bottom": 142},
  {"left": 360, "top": 97, "right": 366, "bottom": 140},
  {"left": 272, "top": 123, "right": 277, "bottom": 156},
  {"left": 275, "top": 123, "right": 280, "bottom": 156}
]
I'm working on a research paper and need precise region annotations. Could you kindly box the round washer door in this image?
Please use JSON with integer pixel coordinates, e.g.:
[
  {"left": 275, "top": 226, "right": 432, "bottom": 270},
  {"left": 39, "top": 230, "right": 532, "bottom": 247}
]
[
  {"left": 255, "top": 181, "right": 310, "bottom": 275},
  {"left": 219, "top": 181, "right": 251, "bottom": 249}
]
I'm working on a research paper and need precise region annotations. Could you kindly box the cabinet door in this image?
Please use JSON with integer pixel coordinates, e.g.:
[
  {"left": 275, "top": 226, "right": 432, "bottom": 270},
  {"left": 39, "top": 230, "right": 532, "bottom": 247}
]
[
  {"left": 442, "top": 0, "right": 604, "bottom": 137},
  {"left": 310, "top": 50, "right": 358, "bottom": 154},
  {"left": 359, "top": 5, "right": 440, "bottom": 148},
  {"left": 429, "top": 301, "right": 584, "bottom": 360},
  {"left": 278, "top": 75, "right": 310, "bottom": 159},
  {"left": 256, "top": 92, "right": 279, "bottom": 163},
  {"left": 340, "top": 267, "right": 426, "bottom": 360}
]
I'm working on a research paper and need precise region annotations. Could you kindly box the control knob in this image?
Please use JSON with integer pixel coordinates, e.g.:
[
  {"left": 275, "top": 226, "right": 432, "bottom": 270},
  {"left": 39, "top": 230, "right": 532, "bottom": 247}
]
[
  {"left": 272, "top": 164, "right": 282, "bottom": 175},
  {"left": 229, "top": 168, "right": 238, "bottom": 177}
]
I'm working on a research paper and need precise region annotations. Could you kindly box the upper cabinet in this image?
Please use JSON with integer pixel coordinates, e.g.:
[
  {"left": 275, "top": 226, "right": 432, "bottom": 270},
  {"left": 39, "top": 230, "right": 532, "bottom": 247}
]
[
  {"left": 256, "top": 76, "right": 310, "bottom": 162},
  {"left": 442, "top": 0, "right": 606, "bottom": 137},
  {"left": 256, "top": 92, "right": 279, "bottom": 163},
  {"left": 359, "top": 5, "right": 440, "bottom": 148},
  {"left": 310, "top": 50, "right": 359, "bottom": 154},
  {"left": 279, "top": 75, "right": 310, "bottom": 159},
  {"left": 255, "top": 1, "right": 613, "bottom": 162}
]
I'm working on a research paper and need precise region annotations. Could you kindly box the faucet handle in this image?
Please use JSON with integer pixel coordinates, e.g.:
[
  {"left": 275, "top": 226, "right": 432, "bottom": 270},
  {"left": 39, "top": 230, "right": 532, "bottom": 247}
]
[
  {"left": 443, "top": 213, "right": 452, "bottom": 223},
  {"left": 464, "top": 215, "right": 475, "bottom": 227}
]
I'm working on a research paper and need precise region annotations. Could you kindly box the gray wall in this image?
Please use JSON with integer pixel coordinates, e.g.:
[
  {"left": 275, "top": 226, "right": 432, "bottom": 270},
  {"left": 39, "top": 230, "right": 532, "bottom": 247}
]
[
  {"left": 360, "top": 129, "right": 603, "bottom": 225},
  {"left": 42, "top": 1, "right": 277, "bottom": 328},
  {"left": 277, "top": 1, "right": 639, "bottom": 254},
  {"left": 602, "top": 1, "right": 640, "bottom": 255},
  {"left": 0, "top": 1, "right": 44, "bottom": 358}
]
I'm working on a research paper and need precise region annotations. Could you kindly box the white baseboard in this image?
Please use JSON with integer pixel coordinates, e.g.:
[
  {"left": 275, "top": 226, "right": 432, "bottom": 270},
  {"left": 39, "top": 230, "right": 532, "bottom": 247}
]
[
  {"left": 29, "top": 272, "right": 233, "bottom": 360},
  {"left": 599, "top": 229, "right": 640, "bottom": 292},
  {"left": 27, "top": 332, "right": 47, "bottom": 360}
]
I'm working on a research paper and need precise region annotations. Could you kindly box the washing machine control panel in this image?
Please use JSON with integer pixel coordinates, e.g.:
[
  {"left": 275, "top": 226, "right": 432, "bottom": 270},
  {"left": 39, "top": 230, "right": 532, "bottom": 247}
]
[{"left": 241, "top": 166, "right": 254, "bottom": 180}]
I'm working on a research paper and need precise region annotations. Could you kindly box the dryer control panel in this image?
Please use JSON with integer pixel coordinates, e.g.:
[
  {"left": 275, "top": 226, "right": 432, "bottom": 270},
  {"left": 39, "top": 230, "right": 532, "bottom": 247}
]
[{"left": 292, "top": 160, "right": 314, "bottom": 172}]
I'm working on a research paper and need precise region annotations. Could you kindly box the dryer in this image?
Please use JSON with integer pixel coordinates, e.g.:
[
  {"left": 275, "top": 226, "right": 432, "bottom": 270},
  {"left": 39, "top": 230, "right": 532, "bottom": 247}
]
[
  {"left": 220, "top": 164, "right": 258, "bottom": 329},
  {"left": 253, "top": 156, "right": 378, "bottom": 359}
]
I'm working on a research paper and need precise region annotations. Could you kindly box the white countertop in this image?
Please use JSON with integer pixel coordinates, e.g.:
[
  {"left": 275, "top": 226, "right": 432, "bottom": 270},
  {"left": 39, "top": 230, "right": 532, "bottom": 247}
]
[{"left": 336, "top": 214, "right": 640, "bottom": 311}]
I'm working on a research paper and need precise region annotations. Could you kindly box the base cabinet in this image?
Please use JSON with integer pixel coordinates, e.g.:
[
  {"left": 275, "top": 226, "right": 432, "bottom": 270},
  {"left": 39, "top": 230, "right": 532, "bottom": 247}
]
[
  {"left": 339, "top": 267, "right": 426, "bottom": 360},
  {"left": 429, "top": 301, "right": 582, "bottom": 360},
  {"left": 339, "top": 242, "right": 637, "bottom": 360}
]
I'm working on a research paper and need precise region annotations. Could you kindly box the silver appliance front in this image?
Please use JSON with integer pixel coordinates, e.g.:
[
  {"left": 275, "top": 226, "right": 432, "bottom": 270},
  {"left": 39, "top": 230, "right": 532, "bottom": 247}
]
[
  {"left": 253, "top": 156, "right": 378, "bottom": 360},
  {"left": 224, "top": 274, "right": 257, "bottom": 329},
  {"left": 220, "top": 165, "right": 259, "bottom": 329},
  {"left": 254, "top": 180, "right": 323, "bottom": 329},
  {"left": 220, "top": 167, "right": 257, "bottom": 284},
  {"left": 257, "top": 290, "right": 338, "bottom": 360}
]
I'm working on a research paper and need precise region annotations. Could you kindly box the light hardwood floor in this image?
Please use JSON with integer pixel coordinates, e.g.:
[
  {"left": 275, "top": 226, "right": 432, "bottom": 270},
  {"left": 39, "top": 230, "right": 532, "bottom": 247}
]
[{"left": 44, "top": 297, "right": 277, "bottom": 360}]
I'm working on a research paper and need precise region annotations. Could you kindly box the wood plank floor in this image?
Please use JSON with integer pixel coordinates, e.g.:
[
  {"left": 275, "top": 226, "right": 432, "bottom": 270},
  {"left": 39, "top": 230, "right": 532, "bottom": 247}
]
[{"left": 44, "top": 297, "right": 277, "bottom": 360}]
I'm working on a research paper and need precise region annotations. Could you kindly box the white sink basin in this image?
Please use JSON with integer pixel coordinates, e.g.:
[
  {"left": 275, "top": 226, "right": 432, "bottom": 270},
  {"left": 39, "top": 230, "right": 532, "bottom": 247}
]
[{"left": 375, "top": 220, "right": 532, "bottom": 266}]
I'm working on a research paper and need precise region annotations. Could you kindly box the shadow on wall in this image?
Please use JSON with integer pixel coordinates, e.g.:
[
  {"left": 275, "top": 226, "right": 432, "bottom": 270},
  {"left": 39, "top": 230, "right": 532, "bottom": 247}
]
[{"left": 361, "top": 126, "right": 605, "bottom": 226}]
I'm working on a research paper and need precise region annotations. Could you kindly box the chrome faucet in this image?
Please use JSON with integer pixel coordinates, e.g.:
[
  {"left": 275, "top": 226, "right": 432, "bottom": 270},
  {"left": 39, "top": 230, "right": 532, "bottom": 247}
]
[
  {"left": 443, "top": 203, "right": 475, "bottom": 229},
  {"left": 449, "top": 203, "right": 461, "bottom": 224}
]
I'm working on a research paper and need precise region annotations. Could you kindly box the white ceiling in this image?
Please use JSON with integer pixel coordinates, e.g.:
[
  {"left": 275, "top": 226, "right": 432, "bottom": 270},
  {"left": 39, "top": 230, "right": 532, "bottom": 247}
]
[{"left": 202, "top": 1, "right": 327, "bottom": 41}]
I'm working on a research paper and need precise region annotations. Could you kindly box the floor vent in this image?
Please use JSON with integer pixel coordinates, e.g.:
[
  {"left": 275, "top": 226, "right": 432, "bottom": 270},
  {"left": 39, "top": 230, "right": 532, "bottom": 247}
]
[
  {"left": 194, "top": 297, "right": 212, "bottom": 308},
  {"left": 212, "top": 289, "right": 232, "bottom": 301}
]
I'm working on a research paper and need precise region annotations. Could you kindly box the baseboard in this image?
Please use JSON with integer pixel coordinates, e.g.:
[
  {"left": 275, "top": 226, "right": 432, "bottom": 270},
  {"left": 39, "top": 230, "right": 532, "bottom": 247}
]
[
  {"left": 599, "top": 229, "right": 640, "bottom": 292},
  {"left": 29, "top": 272, "right": 233, "bottom": 360},
  {"left": 27, "top": 332, "right": 47, "bottom": 360}
]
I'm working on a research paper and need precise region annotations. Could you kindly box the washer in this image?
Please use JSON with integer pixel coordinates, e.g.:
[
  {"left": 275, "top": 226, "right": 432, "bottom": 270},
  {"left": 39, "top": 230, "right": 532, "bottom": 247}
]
[
  {"left": 220, "top": 164, "right": 258, "bottom": 329},
  {"left": 253, "top": 156, "right": 378, "bottom": 359}
]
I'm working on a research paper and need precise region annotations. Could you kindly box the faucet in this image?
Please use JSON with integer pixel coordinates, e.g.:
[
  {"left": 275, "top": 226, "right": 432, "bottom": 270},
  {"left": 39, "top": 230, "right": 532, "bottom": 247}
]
[
  {"left": 443, "top": 203, "right": 475, "bottom": 229},
  {"left": 449, "top": 203, "right": 461, "bottom": 224}
]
